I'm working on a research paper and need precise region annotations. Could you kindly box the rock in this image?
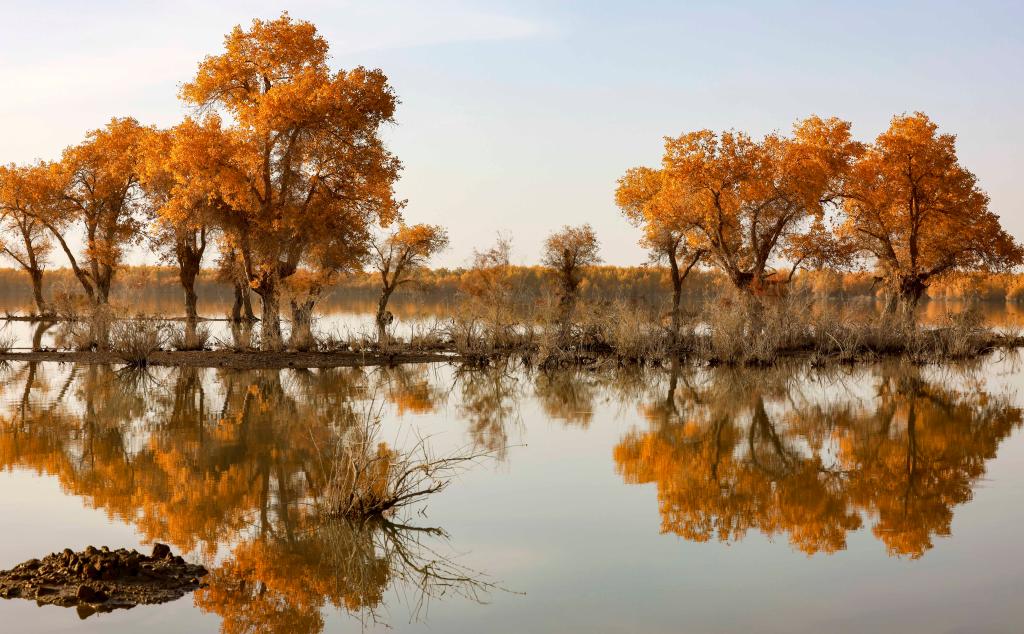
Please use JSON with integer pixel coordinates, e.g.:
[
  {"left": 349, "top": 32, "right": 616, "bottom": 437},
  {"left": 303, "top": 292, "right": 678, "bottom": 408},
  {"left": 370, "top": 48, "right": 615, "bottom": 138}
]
[
  {"left": 75, "top": 585, "right": 108, "bottom": 603},
  {"left": 0, "top": 545, "right": 207, "bottom": 613}
]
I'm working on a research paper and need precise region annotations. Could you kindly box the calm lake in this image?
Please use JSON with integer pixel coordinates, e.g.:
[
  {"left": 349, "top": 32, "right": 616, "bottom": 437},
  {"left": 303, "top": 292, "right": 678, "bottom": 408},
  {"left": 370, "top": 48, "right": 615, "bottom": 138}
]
[{"left": 1, "top": 300, "right": 1024, "bottom": 633}]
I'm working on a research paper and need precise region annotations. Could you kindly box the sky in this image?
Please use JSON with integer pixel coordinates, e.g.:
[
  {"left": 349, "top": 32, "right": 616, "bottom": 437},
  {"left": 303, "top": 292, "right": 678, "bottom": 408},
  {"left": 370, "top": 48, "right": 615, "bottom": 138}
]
[{"left": 2, "top": 0, "right": 1023, "bottom": 268}]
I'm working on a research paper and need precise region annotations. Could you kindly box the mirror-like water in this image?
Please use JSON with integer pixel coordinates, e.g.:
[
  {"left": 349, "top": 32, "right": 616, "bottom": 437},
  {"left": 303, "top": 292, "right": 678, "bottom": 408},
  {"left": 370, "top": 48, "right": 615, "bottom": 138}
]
[{"left": 1, "top": 351, "right": 1023, "bottom": 633}]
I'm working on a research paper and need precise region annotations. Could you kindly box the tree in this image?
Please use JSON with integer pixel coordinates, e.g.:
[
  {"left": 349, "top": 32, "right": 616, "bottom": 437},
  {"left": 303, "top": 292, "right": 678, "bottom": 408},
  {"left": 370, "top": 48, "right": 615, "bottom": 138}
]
[
  {"left": 179, "top": 13, "right": 402, "bottom": 350},
  {"left": 626, "top": 116, "right": 859, "bottom": 296},
  {"left": 0, "top": 163, "right": 54, "bottom": 315},
  {"left": 459, "top": 235, "right": 518, "bottom": 350},
  {"left": 540, "top": 224, "right": 601, "bottom": 342},
  {"left": 138, "top": 121, "right": 216, "bottom": 343},
  {"left": 616, "top": 167, "right": 704, "bottom": 341},
  {"left": 841, "top": 113, "right": 1023, "bottom": 311},
  {"left": 369, "top": 223, "right": 449, "bottom": 343},
  {"left": 44, "top": 117, "right": 150, "bottom": 305}
]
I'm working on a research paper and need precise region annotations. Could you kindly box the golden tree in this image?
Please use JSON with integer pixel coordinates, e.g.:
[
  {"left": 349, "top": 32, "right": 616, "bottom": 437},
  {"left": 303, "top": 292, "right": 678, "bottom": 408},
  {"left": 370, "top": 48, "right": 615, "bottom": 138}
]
[
  {"left": 369, "top": 223, "right": 449, "bottom": 342},
  {"left": 0, "top": 163, "right": 54, "bottom": 315},
  {"left": 621, "top": 117, "right": 859, "bottom": 298},
  {"left": 841, "top": 112, "right": 1022, "bottom": 311},
  {"left": 615, "top": 166, "right": 704, "bottom": 340},
  {"left": 138, "top": 120, "right": 218, "bottom": 341},
  {"left": 44, "top": 117, "right": 151, "bottom": 305},
  {"left": 179, "top": 13, "right": 402, "bottom": 349}
]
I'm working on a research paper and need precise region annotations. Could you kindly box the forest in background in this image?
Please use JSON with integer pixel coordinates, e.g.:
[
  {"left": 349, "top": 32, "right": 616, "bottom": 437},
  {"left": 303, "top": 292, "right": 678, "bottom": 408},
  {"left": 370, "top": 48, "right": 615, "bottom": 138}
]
[{"left": 2, "top": 265, "right": 1022, "bottom": 314}]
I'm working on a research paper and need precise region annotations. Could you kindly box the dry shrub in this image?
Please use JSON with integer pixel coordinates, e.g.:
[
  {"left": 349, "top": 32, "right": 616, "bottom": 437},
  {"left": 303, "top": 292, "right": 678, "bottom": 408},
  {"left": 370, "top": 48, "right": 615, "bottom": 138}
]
[
  {"left": 110, "top": 318, "right": 167, "bottom": 366},
  {"left": 931, "top": 306, "right": 988, "bottom": 358},
  {"left": 323, "top": 407, "right": 491, "bottom": 520},
  {"left": 50, "top": 286, "right": 91, "bottom": 321},
  {"left": 406, "top": 321, "right": 450, "bottom": 352},
  {"left": 702, "top": 292, "right": 816, "bottom": 364},
  {"left": 168, "top": 323, "right": 211, "bottom": 351},
  {"left": 60, "top": 306, "right": 115, "bottom": 351},
  {"left": 581, "top": 299, "right": 669, "bottom": 361},
  {"left": 0, "top": 334, "right": 14, "bottom": 354}
]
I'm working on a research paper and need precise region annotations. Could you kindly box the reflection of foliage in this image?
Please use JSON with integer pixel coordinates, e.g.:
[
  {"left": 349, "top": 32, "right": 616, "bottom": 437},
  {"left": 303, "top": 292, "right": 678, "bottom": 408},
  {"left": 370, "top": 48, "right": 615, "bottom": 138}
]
[
  {"left": 196, "top": 518, "right": 495, "bottom": 634},
  {"left": 374, "top": 365, "right": 441, "bottom": 416},
  {"left": 533, "top": 368, "right": 598, "bottom": 426},
  {"left": 615, "top": 362, "right": 1022, "bottom": 557},
  {"left": 456, "top": 365, "right": 521, "bottom": 458},
  {"left": 0, "top": 362, "right": 500, "bottom": 631}
]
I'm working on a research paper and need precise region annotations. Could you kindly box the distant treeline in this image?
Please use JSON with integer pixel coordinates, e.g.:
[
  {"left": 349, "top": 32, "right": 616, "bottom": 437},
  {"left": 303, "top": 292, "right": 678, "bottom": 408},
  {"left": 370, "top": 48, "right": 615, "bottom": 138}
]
[{"left": 2, "top": 265, "right": 1021, "bottom": 308}]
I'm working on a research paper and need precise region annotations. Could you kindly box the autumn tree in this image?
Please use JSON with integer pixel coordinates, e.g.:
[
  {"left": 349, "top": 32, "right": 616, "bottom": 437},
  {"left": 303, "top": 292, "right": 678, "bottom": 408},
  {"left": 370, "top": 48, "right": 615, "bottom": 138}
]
[
  {"left": 622, "top": 117, "right": 859, "bottom": 298},
  {"left": 43, "top": 117, "right": 151, "bottom": 306},
  {"left": 179, "top": 13, "right": 402, "bottom": 350},
  {"left": 615, "top": 167, "right": 704, "bottom": 341},
  {"left": 369, "top": 223, "right": 449, "bottom": 342},
  {"left": 541, "top": 224, "right": 601, "bottom": 341},
  {"left": 841, "top": 112, "right": 1022, "bottom": 312},
  {"left": 0, "top": 163, "right": 54, "bottom": 315},
  {"left": 459, "top": 235, "right": 518, "bottom": 350},
  {"left": 138, "top": 121, "right": 217, "bottom": 343}
]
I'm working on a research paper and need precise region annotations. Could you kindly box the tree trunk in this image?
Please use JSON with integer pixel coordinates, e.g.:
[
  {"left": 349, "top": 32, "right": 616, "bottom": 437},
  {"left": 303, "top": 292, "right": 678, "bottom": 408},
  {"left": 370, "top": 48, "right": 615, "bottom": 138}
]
[
  {"left": 95, "top": 267, "right": 112, "bottom": 305},
  {"left": 180, "top": 264, "right": 200, "bottom": 323},
  {"left": 242, "top": 285, "right": 255, "bottom": 321},
  {"left": 376, "top": 286, "right": 395, "bottom": 345},
  {"left": 231, "top": 284, "right": 243, "bottom": 322},
  {"left": 257, "top": 275, "right": 283, "bottom": 352},
  {"left": 898, "top": 276, "right": 926, "bottom": 312},
  {"left": 289, "top": 298, "right": 316, "bottom": 351},
  {"left": 31, "top": 322, "right": 51, "bottom": 351},
  {"left": 668, "top": 251, "right": 682, "bottom": 344},
  {"left": 882, "top": 275, "right": 925, "bottom": 325},
  {"left": 29, "top": 267, "right": 46, "bottom": 316},
  {"left": 556, "top": 290, "right": 576, "bottom": 346}
]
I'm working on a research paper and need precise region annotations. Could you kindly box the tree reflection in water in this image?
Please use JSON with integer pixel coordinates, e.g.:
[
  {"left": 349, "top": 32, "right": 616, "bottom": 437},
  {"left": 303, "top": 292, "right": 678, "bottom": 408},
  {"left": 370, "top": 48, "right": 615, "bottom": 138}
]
[
  {"left": 0, "top": 357, "right": 1021, "bottom": 630},
  {"left": 0, "top": 363, "right": 500, "bottom": 631},
  {"left": 613, "top": 360, "right": 1023, "bottom": 557}
]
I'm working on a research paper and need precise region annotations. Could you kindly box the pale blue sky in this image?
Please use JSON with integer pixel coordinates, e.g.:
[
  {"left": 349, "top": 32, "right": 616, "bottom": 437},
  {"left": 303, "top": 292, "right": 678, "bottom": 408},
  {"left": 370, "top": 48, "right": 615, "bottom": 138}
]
[{"left": 2, "top": 0, "right": 1022, "bottom": 267}]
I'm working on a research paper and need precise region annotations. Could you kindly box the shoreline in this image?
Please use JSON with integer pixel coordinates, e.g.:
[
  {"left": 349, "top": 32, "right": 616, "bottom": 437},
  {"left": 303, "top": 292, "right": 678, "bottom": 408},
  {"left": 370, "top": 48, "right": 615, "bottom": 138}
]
[{"left": 0, "top": 349, "right": 457, "bottom": 369}]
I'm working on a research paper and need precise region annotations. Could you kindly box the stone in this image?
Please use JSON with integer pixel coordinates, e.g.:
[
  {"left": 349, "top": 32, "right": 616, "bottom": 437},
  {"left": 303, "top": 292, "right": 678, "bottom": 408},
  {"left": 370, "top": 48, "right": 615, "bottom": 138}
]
[
  {"left": 76, "top": 585, "right": 107, "bottom": 603},
  {"left": 0, "top": 545, "right": 207, "bottom": 613}
]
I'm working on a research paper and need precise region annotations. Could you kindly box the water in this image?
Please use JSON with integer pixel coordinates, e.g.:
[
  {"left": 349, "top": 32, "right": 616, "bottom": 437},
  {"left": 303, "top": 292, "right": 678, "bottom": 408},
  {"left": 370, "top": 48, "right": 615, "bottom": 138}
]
[{"left": 1, "top": 353, "right": 1023, "bottom": 633}]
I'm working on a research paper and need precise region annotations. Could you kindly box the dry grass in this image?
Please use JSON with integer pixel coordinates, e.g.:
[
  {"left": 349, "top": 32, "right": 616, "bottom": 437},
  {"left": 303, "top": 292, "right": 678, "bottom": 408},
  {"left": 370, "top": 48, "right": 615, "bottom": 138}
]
[
  {"left": 168, "top": 323, "right": 211, "bottom": 351},
  {"left": 109, "top": 318, "right": 167, "bottom": 366},
  {"left": 58, "top": 306, "right": 115, "bottom": 351}
]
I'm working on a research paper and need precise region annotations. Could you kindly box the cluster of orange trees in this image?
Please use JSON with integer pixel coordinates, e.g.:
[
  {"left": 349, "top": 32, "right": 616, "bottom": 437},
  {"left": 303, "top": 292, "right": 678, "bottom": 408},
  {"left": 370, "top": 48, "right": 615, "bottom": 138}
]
[
  {"left": 2, "top": 12, "right": 1021, "bottom": 352},
  {"left": 617, "top": 113, "right": 1023, "bottom": 331},
  {"left": 0, "top": 13, "right": 447, "bottom": 350}
]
